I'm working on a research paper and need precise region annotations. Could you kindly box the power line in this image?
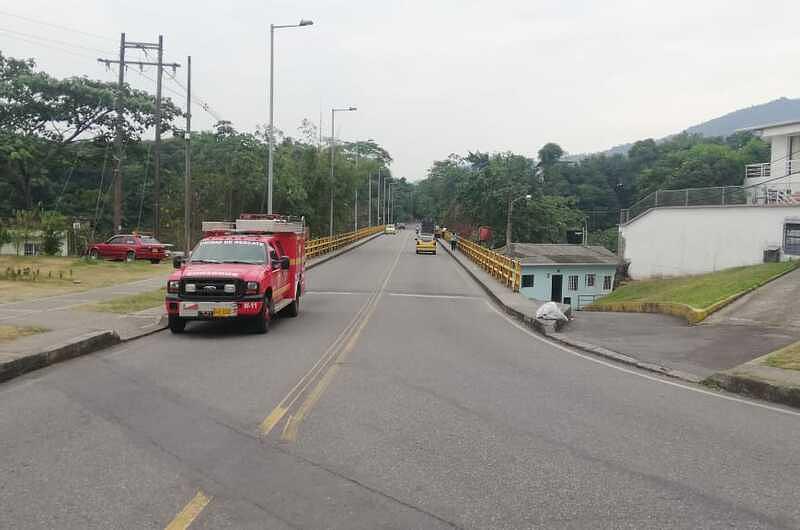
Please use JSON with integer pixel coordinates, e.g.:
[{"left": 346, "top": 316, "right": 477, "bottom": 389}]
[
  {"left": 0, "top": 31, "right": 100, "bottom": 61},
  {"left": 0, "top": 26, "right": 113, "bottom": 54},
  {"left": 0, "top": 8, "right": 110, "bottom": 41}
]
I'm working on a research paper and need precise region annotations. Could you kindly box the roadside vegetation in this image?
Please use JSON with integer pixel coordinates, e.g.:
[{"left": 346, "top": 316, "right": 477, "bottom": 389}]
[
  {"left": 763, "top": 341, "right": 800, "bottom": 371},
  {"left": 0, "top": 324, "right": 47, "bottom": 343},
  {"left": 0, "top": 255, "right": 169, "bottom": 303},
  {"left": 88, "top": 288, "right": 165, "bottom": 314},
  {"left": 595, "top": 261, "right": 799, "bottom": 310}
]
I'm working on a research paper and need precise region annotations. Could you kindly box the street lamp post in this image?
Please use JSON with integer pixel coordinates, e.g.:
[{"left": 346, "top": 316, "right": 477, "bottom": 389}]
[
  {"left": 264, "top": 18, "right": 313, "bottom": 215},
  {"left": 330, "top": 106, "right": 357, "bottom": 237},
  {"left": 506, "top": 193, "right": 532, "bottom": 256}
]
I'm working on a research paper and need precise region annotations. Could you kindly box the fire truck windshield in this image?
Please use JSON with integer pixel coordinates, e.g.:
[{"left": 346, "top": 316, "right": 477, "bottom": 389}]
[{"left": 190, "top": 240, "right": 267, "bottom": 264}]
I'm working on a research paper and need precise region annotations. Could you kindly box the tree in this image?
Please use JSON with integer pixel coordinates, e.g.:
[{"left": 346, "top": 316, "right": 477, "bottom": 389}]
[
  {"left": 0, "top": 52, "right": 180, "bottom": 210},
  {"left": 538, "top": 142, "right": 564, "bottom": 167}
]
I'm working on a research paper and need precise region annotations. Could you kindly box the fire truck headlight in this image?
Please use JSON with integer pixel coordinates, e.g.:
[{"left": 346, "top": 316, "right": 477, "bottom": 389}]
[
  {"left": 185, "top": 283, "right": 196, "bottom": 293},
  {"left": 167, "top": 280, "right": 180, "bottom": 293},
  {"left": 246, "top": 281, "right": 259, "bottom": 294},
  {"left": 224, "top": 283, "right": 236, "bottom": 293}
]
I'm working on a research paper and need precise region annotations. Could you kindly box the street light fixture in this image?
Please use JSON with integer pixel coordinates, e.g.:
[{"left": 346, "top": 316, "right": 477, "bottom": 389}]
[
  {"left": 330, "top": 106, "right": 357, "bottom": 237},
  {"left": 506, "top": 193, "right": 532, "bottom": 256},
  {"left": 264, "top": 18, "right": 314, "bottom": 215}
]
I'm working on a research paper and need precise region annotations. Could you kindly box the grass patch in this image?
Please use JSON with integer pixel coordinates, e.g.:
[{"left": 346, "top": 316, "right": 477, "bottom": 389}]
[
  {"left": 596, "top": 261, "right": 798, "bottom": 310},
  {"left": 762, "top": 341, "right": 800, "bottom": 371},
  {"left": 0, "top": 255, "right": 170, "bottom": 303},
  {"left": 0, "top": 325, "right": 48, "bottom": 343},
  {"left": 89, "top": 288, "right": 166, "bottom": 314}
]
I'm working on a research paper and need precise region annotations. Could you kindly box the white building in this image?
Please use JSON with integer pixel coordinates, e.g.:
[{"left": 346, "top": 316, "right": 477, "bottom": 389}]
[
  {"left": 0, "top": 230, "right": 70, "bottom": 257},
  {"left": 619, "top": 121, "right": 800, "bottom": 279},
  {"left": 743, "top": 119, "right": 800, "bottom": 203}
]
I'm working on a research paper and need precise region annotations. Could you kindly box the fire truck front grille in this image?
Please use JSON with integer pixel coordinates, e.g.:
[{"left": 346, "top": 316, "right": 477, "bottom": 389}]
[{"left": 180, "top": 278, "right": 243, "bottom": 299}]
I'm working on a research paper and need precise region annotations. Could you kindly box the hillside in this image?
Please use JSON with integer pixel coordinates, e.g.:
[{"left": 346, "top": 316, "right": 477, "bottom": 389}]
[{"left": 567, "top": 97, "right": 800, "bottom": 160}]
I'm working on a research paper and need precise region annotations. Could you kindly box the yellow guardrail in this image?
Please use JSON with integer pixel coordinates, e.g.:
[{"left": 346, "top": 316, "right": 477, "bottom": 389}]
[
  {"left": 306, "top": 225, "right": 385, "bottom": 259},
  {"left": 444, "top": 230, "right": 521, "bottom": 292}
]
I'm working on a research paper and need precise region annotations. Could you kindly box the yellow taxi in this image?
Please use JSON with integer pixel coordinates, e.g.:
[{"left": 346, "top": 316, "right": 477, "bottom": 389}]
[{"left": 415, "top": 233, "right": 436, "bottom": 255}]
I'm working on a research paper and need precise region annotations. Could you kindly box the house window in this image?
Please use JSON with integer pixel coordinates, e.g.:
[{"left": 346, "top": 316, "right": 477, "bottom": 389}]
[
  {"left": 603, "top": 275, "right": 613, "bottom": 290},
  {"left": 568, "top": 275, "right": 579, "bottom": 291},
  {"left": 585, "top": 273, "right": 596, "bottom": 287},
  {"left": 521, "top": 274, "right": 534, "bottom": 288},
  {"left": 23, "top": 242, "right": 39, "bottom": 256},
  {"left": 785, "top": 223, "right": 800, "bottom": 255}
]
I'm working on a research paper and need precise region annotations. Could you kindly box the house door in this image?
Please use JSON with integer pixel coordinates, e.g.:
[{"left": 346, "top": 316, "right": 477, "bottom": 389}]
[{"left": 551, "top": 274, "right": 563, "bottom": 303}]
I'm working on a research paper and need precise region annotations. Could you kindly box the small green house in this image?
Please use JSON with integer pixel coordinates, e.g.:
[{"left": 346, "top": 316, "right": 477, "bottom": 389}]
[{"left": 506, "top": 243, "right": 618, "bottom": 310}]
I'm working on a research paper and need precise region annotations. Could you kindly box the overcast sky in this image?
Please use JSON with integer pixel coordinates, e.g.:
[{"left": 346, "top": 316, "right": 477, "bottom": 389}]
[{"left": 1, "top": 0, "right": 797, "bottom": 180}]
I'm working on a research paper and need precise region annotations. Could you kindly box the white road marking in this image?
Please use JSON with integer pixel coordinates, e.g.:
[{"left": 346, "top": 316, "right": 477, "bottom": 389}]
[
  {"left": 304, "top": 290, "right": 370, "bottom": 296},
  {"left": 387, "top": 292, "right": 482, "bottom": 300},
  {"left": 484, "top": 301, "right": 800, "bottom": 419}
]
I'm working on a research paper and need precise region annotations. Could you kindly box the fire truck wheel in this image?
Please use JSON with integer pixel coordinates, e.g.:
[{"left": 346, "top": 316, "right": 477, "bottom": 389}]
[
  {"left": 285, "top": 286, "right": 300, "bottom": 318},
  {"left": 252, "top": 297, "right": 273, "bottom": 334},
  {"left": 168, "top": 315, "right": 186, "bottom": 333}
]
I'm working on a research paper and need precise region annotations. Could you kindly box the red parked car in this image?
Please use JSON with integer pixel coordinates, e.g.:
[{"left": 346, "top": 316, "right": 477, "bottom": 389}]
[{"left": 87, "top": 234, "right": 167, "bottom": 264}]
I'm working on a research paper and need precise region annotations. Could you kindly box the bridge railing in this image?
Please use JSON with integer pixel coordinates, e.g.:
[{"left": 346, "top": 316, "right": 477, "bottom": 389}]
[
  {"left": 446, "top": 232, "right": 521, "bottom": 292},
  {"left": 306, "top": 225, "right": 384, "bottom": 259}
]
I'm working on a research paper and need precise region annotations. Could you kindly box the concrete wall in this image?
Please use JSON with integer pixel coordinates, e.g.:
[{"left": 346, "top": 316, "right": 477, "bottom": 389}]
[
  {"left": 519, "top": 264, "right": 616, "bottom": 310},
  {"left": 620, "top": 205, "right": 800, "bottom": 279}
]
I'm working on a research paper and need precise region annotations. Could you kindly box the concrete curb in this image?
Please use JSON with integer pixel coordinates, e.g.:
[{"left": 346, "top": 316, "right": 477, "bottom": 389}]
[
  {"left": 437, "top": 239, "right": 570, "bottom": 336},
  {"left": 706, "top": 372, "right": 800, "bottom": 409},
  {"left": 0, "top": 330, "right": 121, "bottom": 383},
  {"left": 586, "top": 262, "right": 800, "bottom": 324},
  {"left": 547, "top": 333, "right": 704, "bottom": 383},
  {"left": 438, "top": 239, "right": 704, "bottom": 383},
  {"left": 306, "top": 232, "right": 384, "bottom": 270}
]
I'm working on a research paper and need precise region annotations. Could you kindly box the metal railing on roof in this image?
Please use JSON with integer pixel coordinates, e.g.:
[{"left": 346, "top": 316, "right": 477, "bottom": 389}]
[{"left": 619, "top": 183, "right": 800, "bottom": 225}]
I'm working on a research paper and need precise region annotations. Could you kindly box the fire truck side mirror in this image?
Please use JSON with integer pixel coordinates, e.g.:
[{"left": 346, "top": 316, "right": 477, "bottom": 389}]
[
  {"left": 173, "top": 256, "right": 184, "bottom": 269},
  {"left": 280, "top": 256, "right": 290, "bottom": 270}
]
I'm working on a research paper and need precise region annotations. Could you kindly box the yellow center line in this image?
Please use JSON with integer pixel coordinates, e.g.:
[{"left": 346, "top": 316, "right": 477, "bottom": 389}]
[
  {"left": 164, "top": 490, "right": 212, "bottom": 530},
  {"left": 259, "top": 290, "right": 374, "bottom": 435},
  {"left": 280, "top": 232, "right": 408, "bottom": 441}
]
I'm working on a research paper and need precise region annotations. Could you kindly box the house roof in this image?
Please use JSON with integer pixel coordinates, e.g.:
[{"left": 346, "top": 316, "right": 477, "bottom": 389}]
[
  {"left": 737, "top": 119, "right": 800, "bottom": 133},
  {"left": 502, "top": 243, "right": 619, "bottom": 266}
]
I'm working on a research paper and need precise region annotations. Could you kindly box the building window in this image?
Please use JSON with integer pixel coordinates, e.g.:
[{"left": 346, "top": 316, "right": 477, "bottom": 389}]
[
  {"left": 603, "top": 275, "right": 613, "bottom": 290},
  {"left": 785, "top": 223, "right": 800, "bottom": 255},
  {"left": 568, "top": 275, "right": 579, "bottom": 291},
  {"left": 521, "top": 274, "right": 534, "bottom": 288},
  {"left": 585, "top": 273, "right": 596, "bottom": 287},
  {"left": 24, "top": 242, "right": 39, "bottom": 256}
]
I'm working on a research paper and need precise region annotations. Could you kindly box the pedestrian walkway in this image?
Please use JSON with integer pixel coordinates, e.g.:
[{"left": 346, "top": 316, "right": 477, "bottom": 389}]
[
  {"left": 557, "top": 311, "right": 800, "bottom": 379},
  {"left": 438, "top": 239, "right": 571, "bottom": 331}
]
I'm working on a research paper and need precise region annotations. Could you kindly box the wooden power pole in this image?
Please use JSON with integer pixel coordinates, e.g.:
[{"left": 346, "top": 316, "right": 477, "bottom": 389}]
[{"left": 98, "top": 36, "right": 179, "bottom": 237}]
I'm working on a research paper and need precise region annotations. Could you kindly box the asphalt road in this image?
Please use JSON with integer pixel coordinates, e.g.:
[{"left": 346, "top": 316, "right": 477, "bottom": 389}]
[{"left": 2, "top": 232, "right": 800, "bottom": 529}]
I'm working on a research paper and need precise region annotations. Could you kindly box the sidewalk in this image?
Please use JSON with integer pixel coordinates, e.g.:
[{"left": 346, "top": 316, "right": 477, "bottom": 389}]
[
  {"left": 438, "top": 239, "right": 571, "bottom": 333},
  {"left": 553, "top": 311, "right": 800, "bottom": 381},
  {"left": 0, "top": 232, "right": 384, "bottom": 383}
]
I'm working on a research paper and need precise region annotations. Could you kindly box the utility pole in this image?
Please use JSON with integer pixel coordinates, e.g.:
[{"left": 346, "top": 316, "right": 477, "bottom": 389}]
[
  {"left": 376, "top": 168, "right": 381, "bottom": 224},
  {"left": 153, "top": 35, "right": 164, "bottom": 239},
  {"left": 354, "top": 188, "right": 358, "bottom": 232},
  {"left": 98, "top": 36, "right": 179, "bottom": 237},
  {"left": 112, "top": 33, "right": 125, "bottom": 234},
  {"left": 368, "top": 172, "right": 372, "bottom": 227},
  {"left": 184, "top": 55, "right": 191, "bottom": 256}
]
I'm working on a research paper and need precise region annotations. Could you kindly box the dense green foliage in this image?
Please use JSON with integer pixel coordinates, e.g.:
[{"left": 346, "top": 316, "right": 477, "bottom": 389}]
[
  {"left": 412, "top": 130, "right": 769, "bottom": 250},
  {"left": 0, "top": 53, "right": 400, "bottom": 247}
]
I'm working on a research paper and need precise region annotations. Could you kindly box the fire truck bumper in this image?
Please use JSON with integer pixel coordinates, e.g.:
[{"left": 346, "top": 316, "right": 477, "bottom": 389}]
[{"left": 165, "top": 296, "right": 264, "bottom": 320}]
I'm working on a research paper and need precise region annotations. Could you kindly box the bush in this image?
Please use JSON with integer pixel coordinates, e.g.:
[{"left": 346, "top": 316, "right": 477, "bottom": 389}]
[{"left": 39, "top": 211, "right": 67, "bottom": 256}]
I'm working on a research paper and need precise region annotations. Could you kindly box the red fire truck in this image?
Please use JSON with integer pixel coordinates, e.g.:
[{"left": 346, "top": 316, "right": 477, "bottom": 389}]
[{"left": 165, "top": 214, "right": 306, "bottom": 334}]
